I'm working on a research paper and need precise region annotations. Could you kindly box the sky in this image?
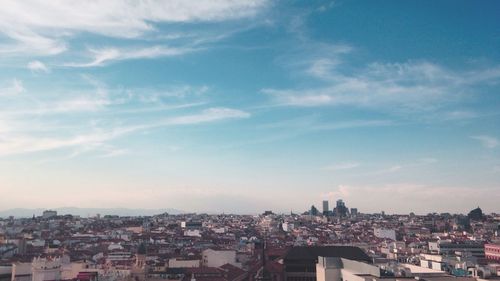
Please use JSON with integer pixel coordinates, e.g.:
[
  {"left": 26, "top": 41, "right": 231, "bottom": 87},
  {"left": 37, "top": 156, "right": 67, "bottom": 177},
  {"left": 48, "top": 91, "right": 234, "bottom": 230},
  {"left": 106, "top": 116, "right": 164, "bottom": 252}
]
[{"left": 0, "top": 0, "right": 499, "bottom": 215}]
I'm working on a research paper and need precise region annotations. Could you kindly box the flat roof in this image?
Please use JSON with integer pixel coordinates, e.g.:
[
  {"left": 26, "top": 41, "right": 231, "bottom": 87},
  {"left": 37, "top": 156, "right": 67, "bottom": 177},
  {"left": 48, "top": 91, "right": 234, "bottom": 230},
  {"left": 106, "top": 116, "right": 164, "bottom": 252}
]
[{"left": 400, "top": 264, "right": 444, "bottom": 274}]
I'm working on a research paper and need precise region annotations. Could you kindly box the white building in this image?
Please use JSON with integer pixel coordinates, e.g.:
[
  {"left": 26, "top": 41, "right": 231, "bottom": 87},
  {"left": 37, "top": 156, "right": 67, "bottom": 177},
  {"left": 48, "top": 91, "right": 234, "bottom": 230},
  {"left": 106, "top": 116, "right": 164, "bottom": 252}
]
[
  {"left": 32, "top": 257, "right": 62, "bottom": 281},
  {"left": 316, "top": 257, "right": 452, "bottom": 281},
  {"left": 282, "top": 222, "right": 295, "bottom": 232},
  {"left": 168, "top": 258, "right": 200, "bottom": 268},
  {"left": 29, "top": 239, "right": 45, "bottom": 247},
  {"left": 106, "top": 251, "right": 133, "bottom": 264},
  {"left": 373, "top": 228, "right": 396, "bottom": 241},
  {"left": 184, "top": 229, "right": 202, "bottom": 237},
  {"left": 108, "top": 243, "right": 124, "bottom": 251},
  {"left": 11, "top": 262, "right": 32, "bottom": 281},
  {"left": 202, "top": 249, "right": 241, "bottom": 268},
  {"left": 212, "top": 227, "right": 226, "bottom": 234},
  {"left": 316, "top": 257, "right": 383, "bottom": 281}
]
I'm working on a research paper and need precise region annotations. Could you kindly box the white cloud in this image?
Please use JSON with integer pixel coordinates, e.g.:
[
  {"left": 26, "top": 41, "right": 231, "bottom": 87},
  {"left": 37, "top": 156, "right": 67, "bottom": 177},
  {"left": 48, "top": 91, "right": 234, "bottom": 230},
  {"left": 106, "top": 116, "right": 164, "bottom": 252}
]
[
  {"left": 0, "top": 129, "right": 124, "bottom": 156},
  {"left": 0, "top": 30, "right": 67, "bottom": 56},
  {"left": 259, "top": 115, "right": 393, "bottom": 133},
  {"left": 0, "top": 0, "right": 268, "bottom": 56},
  {"left": 384, "top": 165, "right": 402, "bottom": 173},
  {"left": 471, "top": 135, "right": 499, "bottom": 148},
  {"left": 418, "top": 157, "right": 438, "bottom": 164},
  {"left": 368, "top": 165, "right": 403, "bottom": 175},
  {"left": 264, "top": 62, "right": 457, "bottom": 109},
  {"left": 65, "top": 45, "right": 196, "bottom": 67},
  {"left": 0, "top": 107, "right": 250, "bottom": 156},
  {"left": 443, "top": 110, "right": 478, "bottom": 120},
  {"left": 27, "top": 60, "right": 50, "bottom": 73},
  {"left": 166, "top": 107, "right": 250, "bottom": 125},
  {"left": 99, "top": 148, "right": 128, "bottom": 158},
  {"left": 323, "top": 162, "right": 360, "bottom": 171},
  {"left": 312, "top": 119, "right": 393, "bottom": 130},
  {"left": 368, "top": 158, "right": 437, "bottom": 176},
  {"left": 306, "top": 58, "right": 341, "bottom": 79},
  {"left": 322, "top": 185, "right": 351, "bottom": 199},
  {"left": 265, "top": 52, "right": 500, "bottom": 114},
  {"left": 52, "top": 97, "right": 111, "bottom": 113},
  {"left": 0, "top": 79, "right": 25, "bottom": 96}
]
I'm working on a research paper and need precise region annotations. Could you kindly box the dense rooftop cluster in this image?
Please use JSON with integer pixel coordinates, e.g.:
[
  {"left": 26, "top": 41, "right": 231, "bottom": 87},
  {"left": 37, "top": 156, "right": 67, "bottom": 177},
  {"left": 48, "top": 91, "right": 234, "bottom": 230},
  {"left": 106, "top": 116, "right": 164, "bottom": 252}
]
[{"left": 0, "top": 206, "right": 499, "bottom": 281}]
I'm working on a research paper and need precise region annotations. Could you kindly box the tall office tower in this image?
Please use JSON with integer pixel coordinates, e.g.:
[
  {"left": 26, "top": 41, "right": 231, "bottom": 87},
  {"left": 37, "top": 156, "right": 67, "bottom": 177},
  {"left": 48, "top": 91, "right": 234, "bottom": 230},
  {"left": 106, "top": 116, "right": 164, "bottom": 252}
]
[
  {"left": 322, "top": 200, "right": 329, "bottom": 215},
  {"left": 336, "top": 199, "right": 348, "bottom": 217},
  {"left": 310, "top": 205, "right": 319, "bottom": 216},
  {"left": 336, "top": 199, "right": 344, "bottom": 209}
]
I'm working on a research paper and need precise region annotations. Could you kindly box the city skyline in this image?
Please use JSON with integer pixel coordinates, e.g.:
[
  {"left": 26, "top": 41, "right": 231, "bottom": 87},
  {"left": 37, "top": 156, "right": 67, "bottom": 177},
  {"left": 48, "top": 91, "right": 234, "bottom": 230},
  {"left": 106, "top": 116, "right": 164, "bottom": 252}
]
[
  {"left": 1, "top": 0, "right": 500, "bottom": 214},
  {"left": 0, "top": 202, "right": 492, "bottom": 218}
]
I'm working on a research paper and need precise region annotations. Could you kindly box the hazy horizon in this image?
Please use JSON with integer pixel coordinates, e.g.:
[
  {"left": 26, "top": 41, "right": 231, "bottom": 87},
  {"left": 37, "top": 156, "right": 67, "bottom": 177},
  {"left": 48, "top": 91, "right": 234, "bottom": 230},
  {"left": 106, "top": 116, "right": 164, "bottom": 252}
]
[
  {"left": 0, "top": 205, "right": 494, "bottom": 218},
  {"left": 0, "top": 0, "right": 499, "bottom": 214}
]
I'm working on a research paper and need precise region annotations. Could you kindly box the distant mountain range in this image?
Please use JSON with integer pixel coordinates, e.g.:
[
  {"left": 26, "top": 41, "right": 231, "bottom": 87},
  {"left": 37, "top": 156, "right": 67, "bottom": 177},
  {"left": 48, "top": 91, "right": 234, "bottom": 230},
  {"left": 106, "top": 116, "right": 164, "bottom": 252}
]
[{"left": 0, "top": 207, "right": 184, "bottom": 218}]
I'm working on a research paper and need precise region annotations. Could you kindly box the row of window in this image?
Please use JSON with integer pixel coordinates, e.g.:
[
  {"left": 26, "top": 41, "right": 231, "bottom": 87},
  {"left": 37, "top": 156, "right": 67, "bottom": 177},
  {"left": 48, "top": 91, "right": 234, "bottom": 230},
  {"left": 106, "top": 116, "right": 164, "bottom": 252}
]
[
  {"left": 485, "top": 247, "right": 500, "bottom": 253},
  {"left": 485, "top": 254, "right": 500, "bottom": 260}
]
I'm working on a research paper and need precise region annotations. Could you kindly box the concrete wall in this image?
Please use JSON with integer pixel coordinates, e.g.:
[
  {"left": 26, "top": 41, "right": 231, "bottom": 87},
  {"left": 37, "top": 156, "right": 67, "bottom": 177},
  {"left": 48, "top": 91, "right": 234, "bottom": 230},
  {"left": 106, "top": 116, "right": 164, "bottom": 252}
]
[
  {"left": 168, "top": 259, "right": 200, "bottom": 268},
  {"left": 11, "top": 263, "right": 31, "bottom": 281},
  {"left": 374, "top": 228, "right": 396, "bottom": 241},
  {"left": 316, "top": 257, "right": 341, "bottom": 281},
  {"left": 202, "top": 249, "right": 240, "bottom": 268}
]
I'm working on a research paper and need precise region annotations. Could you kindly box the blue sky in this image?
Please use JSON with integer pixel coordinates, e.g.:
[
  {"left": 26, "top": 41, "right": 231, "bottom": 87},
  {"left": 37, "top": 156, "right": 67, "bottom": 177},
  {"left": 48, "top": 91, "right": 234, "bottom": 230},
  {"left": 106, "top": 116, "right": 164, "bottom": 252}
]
[{"left": 0, "top": 0, "right": 499, "bottom": 214}]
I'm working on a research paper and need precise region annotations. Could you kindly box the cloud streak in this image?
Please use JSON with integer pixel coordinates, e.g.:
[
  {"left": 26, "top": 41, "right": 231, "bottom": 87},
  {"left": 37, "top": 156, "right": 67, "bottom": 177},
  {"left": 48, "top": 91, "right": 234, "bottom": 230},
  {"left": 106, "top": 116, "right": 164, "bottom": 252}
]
[
  {"left": 264, "top": 51, "right": 500, "bottom": 115},
  {"left": 323, "top": 162, "right": 360, "bottom": 172},
  {"left": 0, "top": 79, "right": 25, "bottom": 97},
  {"left": 0, "top": 107, "right": 250, "bottom": 156},
  {"left": 65, "top": 45, "right": 197, "bottom": 67},
  {"left": 27, "top": 60, "right": 50, "bottom": 73},
  {"left": 471, "top": 135, "right": 499, "bottom": 148},
  {"left": 0, "top": 0, "right": 268, "bottom": 57}
]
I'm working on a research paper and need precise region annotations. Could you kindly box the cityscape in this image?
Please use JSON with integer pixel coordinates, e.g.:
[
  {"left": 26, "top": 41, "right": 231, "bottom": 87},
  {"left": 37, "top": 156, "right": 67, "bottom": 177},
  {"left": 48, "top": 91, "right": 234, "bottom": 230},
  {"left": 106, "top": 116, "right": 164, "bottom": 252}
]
[
  {"left": 0, "top": 203, "right": 500, "bottom": 281},
  {"left": 1, "top": 1, "right": 500, "bottom": 281}
]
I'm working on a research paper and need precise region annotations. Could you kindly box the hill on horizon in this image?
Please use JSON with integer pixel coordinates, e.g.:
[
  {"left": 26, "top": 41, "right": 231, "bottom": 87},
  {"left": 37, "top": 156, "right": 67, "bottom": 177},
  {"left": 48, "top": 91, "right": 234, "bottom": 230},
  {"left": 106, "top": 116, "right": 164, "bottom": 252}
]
[{"left": 0, "top": 207, "right": 184, "bottom": 218}]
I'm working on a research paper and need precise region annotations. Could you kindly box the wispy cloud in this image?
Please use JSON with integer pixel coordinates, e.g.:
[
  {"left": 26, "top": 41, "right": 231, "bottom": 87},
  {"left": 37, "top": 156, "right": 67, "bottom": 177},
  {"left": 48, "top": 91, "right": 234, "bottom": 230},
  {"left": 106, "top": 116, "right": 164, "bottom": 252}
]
[
  {"left": 27, "top": 60, "right": 50, "bottom": 73},
  {"left": 260, "top": 115, "right": 393, "bottom": 131},
  {"left": 312, "top": 119, "right": 394, "bottom": 130},
  {"left": 264, "top": 61, "right": 500, "bottom": 113},
  {"left": 0, "top": 129, "right": 125, "bottom": 156},
  {"left": 166, "top": 107, "right": 250, "bottom": 125},
  {"left": 418, "top": 157, "right": 438, "bottom": 164},
  {"left": 0, "top": 107, "right": 250, "bottom": 157},
  {"left": 377, "top": 165, "right": 403, "bottom": 174},
  {"left": 65, "top": 46, "right": 197, "bottom": 67},
  {"left": 239, "top": 117, "right": 395, "bottom": 149},
  {"left": 264, "top": 28, "right": 500, "bottom": 117},
  {"left": 443, "top": 110, "right": 478, "bottom": 120},
  {"left": 322, "top": 185, "right": 351, "bottom": 199},
  {"left": 471, "top": 135, "right": 499, "bottom": 148},
  {"left": 0, "top": 0, "right": 268, "bottom": 57},
  {"left": 98, "top": 147, "right": 129, "bottom": 158},
  {"left": 323, "top": 162, "right": 360, "bottom": 172},
  {"left": 1, "top": 79, "right": 212, "bottom": 117},
  {"left": 367, "top": 157, "right": 438, "bottom": 175},
  {"left": 0, "top": 30, "right": 67, "bottom": 56},
  {"left": 0, "top": 79, "right": 25, "bottom": 97}
]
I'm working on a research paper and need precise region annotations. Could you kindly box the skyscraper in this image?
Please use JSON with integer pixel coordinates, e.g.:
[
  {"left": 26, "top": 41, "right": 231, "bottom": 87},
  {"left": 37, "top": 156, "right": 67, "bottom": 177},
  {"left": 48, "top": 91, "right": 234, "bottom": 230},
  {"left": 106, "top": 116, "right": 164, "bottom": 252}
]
[
  {"left": 350, "top": 208, "right": 358, "bottom": 217},
  {"left": 322, "top": 200, "right": 329, "bottom": 215},
  {"left": 310, "top": 205, "right": 319, "bottom": 216},
  {"left": 335, "top": 200, "right": 348, "bottom": 217}
]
